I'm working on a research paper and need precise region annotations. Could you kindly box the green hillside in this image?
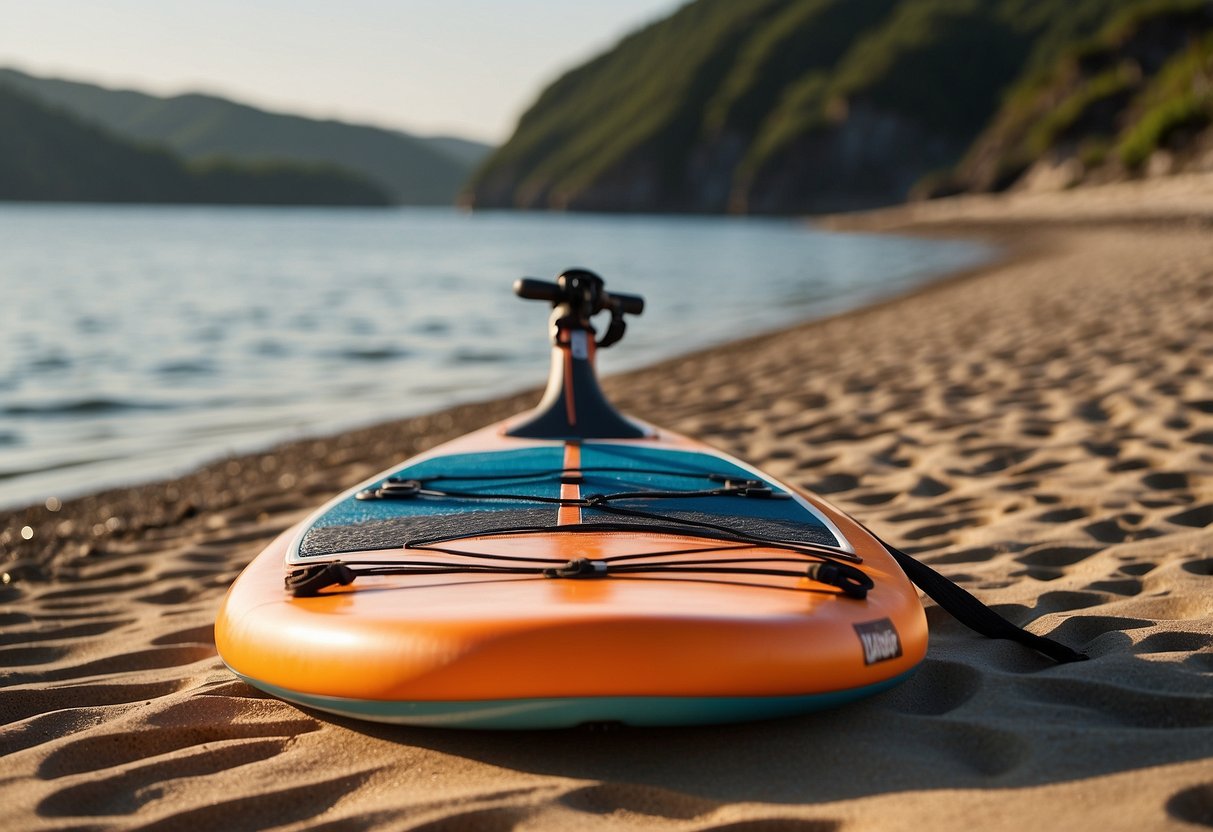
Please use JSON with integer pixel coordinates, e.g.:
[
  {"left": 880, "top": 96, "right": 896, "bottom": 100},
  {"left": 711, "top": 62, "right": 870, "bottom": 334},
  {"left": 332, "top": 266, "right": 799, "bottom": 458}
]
[
  {"left": 0, "top": 84, "right": 390, "bottom": 205},
  {"left": 940, "top": 0, "right": 1213, "bottom": 194},
  {"left": 467, "top": 0, "right": 1195, "bottom": 214},
  {"left": 0, "top": 68, "right": 491, "bottom": 205}
]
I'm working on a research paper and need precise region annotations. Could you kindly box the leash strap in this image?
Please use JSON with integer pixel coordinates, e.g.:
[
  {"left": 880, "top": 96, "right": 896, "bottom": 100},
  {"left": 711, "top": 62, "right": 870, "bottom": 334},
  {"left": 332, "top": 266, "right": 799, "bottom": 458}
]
[{"left": 872, "top": 532, "right": 1089, "bottom": 663}]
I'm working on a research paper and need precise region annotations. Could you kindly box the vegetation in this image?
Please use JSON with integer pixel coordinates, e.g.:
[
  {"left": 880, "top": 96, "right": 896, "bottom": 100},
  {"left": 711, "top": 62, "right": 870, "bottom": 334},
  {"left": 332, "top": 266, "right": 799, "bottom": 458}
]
[
  {"left": 0, "top": 68, "right": 491, "bottom": 205},
  {"left": 1119, "top": 87, "right": 1212, "bottom": 167},
  {"left": 471, "top": 0, "right": 789, "bottom": 209},
  {"left": 15, "top": 0, "right": 1204, "bottom": 211},
  {"left": 468, "top": 0, "right": 1210, "bottom": 213},
  {"left": 950, "top": 0, "right": 1213, "bottom": 191},
  {"left": 0, "top": 84, "right": 390, "bottom": 205},
  {"left": 1022, "top": 66, "right": 1136, "bottom": 157},
  {"left": 1116, "top": 28, "right": 1213, "bottom": 167}
]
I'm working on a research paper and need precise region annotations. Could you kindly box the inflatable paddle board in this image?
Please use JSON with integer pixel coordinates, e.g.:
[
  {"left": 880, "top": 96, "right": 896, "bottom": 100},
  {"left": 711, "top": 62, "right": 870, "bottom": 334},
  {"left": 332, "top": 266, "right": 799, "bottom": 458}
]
[{"left": 216, "top": 270, "right": 1084, "bottom": 729}]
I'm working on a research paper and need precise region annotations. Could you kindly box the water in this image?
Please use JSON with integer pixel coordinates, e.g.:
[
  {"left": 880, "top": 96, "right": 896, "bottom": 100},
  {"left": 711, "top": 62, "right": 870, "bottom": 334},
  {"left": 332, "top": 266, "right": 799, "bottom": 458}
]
[{"left": 0, "top": 205, "right": 990, "bottom": 508}]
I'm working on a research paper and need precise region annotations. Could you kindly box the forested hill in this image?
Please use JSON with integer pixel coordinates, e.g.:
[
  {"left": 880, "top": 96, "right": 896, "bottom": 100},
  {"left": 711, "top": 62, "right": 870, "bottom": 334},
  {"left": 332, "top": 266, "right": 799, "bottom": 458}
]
[
  {"left": 466, "top": 0, "right": 1213, "bottom": 214},
  {"left": 0, "top": 84, "right": 390, "bottom": 205},
  {"left": 0, "top": 68, "right": 492, "bottom": 205},
  {"left": 940, "top": 0, "right": 1213, "bottom": 194}
]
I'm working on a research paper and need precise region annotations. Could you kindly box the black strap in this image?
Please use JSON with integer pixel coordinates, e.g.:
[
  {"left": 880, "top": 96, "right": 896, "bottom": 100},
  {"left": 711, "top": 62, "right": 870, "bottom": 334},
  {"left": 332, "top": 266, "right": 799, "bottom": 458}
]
[
  {"left": 286, "top": 555, "right": 873, "bottom": 599},
  {"left": 292, "top": 466, "right": 1088, "bottom": 663},
  {"left": 596, "top": 306, "right": 627, "bottom": 348},
  {"left": 871, "top": 532, "right": 1088, "bottom": 663},
  {"left": 357, "top": 477, "right": 780, "bottom": 506},
  {"left": 284, "top": 538, "right": 1085, "bottom": 662}
]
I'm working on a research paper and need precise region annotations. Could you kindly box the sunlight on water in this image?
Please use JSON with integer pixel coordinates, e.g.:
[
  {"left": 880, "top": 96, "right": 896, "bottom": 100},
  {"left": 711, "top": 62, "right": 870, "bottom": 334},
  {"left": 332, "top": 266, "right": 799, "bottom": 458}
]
[{"left": 0, "top": 205, "right": 990, "bottom": 507}]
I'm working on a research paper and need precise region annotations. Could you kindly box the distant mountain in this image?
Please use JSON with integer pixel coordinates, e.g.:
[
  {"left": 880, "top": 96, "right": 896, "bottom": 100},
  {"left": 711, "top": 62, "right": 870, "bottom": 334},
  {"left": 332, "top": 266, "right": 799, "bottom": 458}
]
[
  {"left": 421, "top": 135, "right": 495, "bottom": 168},
  {"left": 0, "top": 84, "right": 390, "bottom": 205},
  {"left": 0, "top": 68, "right": 493, "bottom": 205},
  {"left": 466, "top": 0, "right": 1206, "bottom": 214}
]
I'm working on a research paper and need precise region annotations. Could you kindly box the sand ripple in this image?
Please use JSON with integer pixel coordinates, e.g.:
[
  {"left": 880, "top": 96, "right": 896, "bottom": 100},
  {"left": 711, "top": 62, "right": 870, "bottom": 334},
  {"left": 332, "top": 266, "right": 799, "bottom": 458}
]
[{"left": 2, "top": 197, "right": 1212, "bottom": 829}]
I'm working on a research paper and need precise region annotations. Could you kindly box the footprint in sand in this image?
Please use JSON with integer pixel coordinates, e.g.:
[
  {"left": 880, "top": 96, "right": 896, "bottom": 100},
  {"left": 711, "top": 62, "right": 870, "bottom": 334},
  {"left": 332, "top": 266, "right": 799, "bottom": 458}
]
[
  {"left": 1168, "top": 504, "right": 1213, "bottom": 528},
  {"left": 1035, "top": 506, "right": 1089, "bottom": 523},
  {"left": 37, "top": 741, "right": 290, "bottom": 816},
  {"left": 560, "top": 782, "right": 720, "bottom": 820},
  {"left": 1166, "top": 782, "right": 1213, "bottom": 828},
  {"left": 36, "top": 697, "right": 319, "bottom": 778},
  {"left": 1134, "top": 631, "right": 1212, "bottom": 655},
  {"left": 874, "top": 658, "right": 983, "bottom": 716},
  {"left": 398, "top": 807, "right": 532, "bottom": 832},
  {"left": 6, "top": 644, "right": 216, "bottom": 686},
  {"left": 1015, "top": 544, "right": 1101, "bottom": 568},
  {"left": 1022, "top": 676, "right": 1213, "bottom": 730},
  {"left": 1, "top": 679, "right": 187, "bottom": 724},
  {"left": 693, "top": 820, "right": 840, "bottom": 832},
  {"left": 1141, "top": 471, "right": 1191, "bottom": 491},
  {"left": 1083, "top": 577, "right": 1144, "bottom": 596}
]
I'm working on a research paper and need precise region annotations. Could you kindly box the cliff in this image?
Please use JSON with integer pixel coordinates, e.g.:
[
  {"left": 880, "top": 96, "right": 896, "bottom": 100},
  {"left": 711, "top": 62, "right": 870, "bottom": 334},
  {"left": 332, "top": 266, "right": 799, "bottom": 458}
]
[{"left": 466, "top": 0, "right": 1207, "bottom": 214}]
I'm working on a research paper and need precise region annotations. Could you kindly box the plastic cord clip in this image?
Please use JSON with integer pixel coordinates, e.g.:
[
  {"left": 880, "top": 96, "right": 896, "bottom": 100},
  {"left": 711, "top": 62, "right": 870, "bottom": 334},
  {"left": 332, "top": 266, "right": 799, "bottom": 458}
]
[
  {"left": 356, "top": 478, "right": 423, "bottom": 501},
  {"left": 708, "top": 474, "right": 761, "bottom": 488},
  {"left": 286, "top": 562, "right": 357, "bottom": 597},
  {"left": 543, "top": 558, "right": 610, "bottom": 579},
  {"left": 805, "top": 562, "right": 872, "bottom": 599}
]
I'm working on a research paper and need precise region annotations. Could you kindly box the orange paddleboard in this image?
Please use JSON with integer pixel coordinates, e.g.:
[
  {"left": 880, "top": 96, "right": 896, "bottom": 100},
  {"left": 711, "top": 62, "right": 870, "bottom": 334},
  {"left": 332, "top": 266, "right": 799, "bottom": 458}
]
[{"left": 216, "top": 271, "right": 930, "bottom": 727}]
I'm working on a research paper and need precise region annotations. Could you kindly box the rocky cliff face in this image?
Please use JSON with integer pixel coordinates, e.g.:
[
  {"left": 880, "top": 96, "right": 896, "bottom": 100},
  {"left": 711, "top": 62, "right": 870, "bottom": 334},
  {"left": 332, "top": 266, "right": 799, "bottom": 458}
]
[{"left": 734, "top": 101, "right": 965, "bottom": 214}]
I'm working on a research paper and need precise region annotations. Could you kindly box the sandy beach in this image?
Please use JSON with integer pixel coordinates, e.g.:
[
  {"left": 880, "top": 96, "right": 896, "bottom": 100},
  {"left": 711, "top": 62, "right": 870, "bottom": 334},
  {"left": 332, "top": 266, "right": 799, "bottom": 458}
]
[{"left": 2, "top": 176, "right": 1212, "bottom": 831}]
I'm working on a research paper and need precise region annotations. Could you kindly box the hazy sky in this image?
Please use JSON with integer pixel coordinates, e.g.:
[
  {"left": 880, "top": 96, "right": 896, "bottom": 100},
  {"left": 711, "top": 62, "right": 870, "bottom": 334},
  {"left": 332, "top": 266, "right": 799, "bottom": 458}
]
[{"left": 5, "top": 0, "right": 684, "bottom": 143}]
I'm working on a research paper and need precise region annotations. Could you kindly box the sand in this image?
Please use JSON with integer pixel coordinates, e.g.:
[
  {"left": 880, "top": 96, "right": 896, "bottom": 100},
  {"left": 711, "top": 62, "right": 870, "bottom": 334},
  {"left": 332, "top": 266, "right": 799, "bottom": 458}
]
[{"left": 2, "top": 177, "right": 1212, "bottom": 831}]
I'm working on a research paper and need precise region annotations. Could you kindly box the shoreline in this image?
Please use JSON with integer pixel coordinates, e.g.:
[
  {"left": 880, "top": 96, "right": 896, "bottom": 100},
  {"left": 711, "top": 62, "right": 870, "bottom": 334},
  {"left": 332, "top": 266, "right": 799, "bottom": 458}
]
[
  {"left": 3, "top": 177, "right": 1212, "bottom": 831},
  {"left": 0, "top": 234, "right": 1016, "bottom": 580},
  {"left": 0, "top": 204, "right": 988, "bottom": 514}
]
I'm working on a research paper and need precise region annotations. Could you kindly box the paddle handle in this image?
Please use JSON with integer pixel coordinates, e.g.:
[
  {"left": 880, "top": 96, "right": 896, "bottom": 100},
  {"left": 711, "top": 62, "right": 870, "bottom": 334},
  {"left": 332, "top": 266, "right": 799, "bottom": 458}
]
[
  {"left": 514, "top": 278, "right": 562, "bottom": 303},
  {"left": 514, "top": 276, "right": 644, "bottom": 316}
]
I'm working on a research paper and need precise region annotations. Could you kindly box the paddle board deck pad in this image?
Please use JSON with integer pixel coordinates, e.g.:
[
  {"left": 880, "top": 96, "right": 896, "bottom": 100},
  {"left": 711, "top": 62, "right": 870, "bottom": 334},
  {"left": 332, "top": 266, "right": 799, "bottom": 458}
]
[{"left": 216, "top": 270, "right": 1083, "bottom": 729}]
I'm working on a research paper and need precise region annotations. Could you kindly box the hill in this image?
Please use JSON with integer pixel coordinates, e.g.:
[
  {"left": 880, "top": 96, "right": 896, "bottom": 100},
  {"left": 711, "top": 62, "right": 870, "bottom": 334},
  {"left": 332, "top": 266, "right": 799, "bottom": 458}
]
[
  {"left": 421, "top": 135, "right": 494, "bottom": 168},
  {"left": 0, "top": 68, "right": 492, "bottom": 205},
  {"left": 936, "top": 0, "right": 1213, "bottom": 195},
  {"left": 466, "top": 0, "right": 1204, "bottom": 214},
  {"left": 0, "top": 84, "right": 390, "bottom": 205}
]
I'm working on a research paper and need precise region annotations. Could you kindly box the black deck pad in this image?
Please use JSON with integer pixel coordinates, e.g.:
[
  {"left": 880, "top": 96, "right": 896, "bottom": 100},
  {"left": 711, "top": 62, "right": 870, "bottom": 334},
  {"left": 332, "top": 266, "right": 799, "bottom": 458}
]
[
  {"left": 298, "top": 508, "right": 559, "bottom": 558},
  {"left": 298, "top": 506, "right": 838, "bottom": 559}
]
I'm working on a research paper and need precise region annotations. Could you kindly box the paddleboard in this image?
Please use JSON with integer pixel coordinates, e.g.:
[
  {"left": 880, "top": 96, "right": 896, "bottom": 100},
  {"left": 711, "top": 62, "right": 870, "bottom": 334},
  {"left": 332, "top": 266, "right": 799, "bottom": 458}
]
[{"left": 216, "top": 269, "right": 1080, "bottom": 729}]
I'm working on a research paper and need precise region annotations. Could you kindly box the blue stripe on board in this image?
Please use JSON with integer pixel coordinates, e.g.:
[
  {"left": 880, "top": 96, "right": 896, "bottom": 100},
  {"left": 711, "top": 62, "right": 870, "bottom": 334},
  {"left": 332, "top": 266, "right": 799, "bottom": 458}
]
[
  {"left": 579, "top": 444, "right": 833, "bottom": 541},
  {"left": 308, "top": 442, "right": 835, "bottom": 547},
  {"left": 313, "top": 446, "right": 566, "bottom": 528},
  {"left": 229, "top": 668, "right": 917, "bottom": 729}
]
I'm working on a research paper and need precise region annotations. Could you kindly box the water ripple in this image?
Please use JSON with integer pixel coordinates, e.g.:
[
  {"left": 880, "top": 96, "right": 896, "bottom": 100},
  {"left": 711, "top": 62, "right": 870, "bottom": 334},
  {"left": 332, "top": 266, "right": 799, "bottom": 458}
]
[{"left": 0, "top": 205, "right": 990, "bottom": 508}]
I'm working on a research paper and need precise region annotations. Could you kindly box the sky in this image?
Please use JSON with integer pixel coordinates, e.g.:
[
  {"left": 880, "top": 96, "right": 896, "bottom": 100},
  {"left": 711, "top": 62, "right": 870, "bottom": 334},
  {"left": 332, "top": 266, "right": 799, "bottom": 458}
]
[{"left": 3, "top": 0, "right": 685, "bottom": 144}]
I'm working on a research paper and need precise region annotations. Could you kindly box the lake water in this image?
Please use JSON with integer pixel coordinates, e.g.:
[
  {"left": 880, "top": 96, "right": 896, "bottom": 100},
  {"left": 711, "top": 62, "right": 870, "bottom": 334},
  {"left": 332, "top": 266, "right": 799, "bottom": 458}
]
[{"left": 0, "top": 205, "right": 990, "bottom": 508}]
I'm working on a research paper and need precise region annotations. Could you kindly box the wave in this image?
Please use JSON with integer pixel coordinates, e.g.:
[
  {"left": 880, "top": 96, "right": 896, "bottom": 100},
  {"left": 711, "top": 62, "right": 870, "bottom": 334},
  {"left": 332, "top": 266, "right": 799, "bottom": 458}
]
[
  {"left": 449, "top": 348, "right": 516, "bottom": 364},
  {"left": 154, "top": 360, "right": 216, "bottom": 376},
  {"left": 0, "top": 453, "right": 124, "bottom": 482},
  {"left": 27, "top": 354, "right": 72, "bottom": 371},
  {"left": 3, "top": 398, "right": 177, "bottom": 417},
  {"left": 333, "top": 346, "right": 409, "bottom": 362}
]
